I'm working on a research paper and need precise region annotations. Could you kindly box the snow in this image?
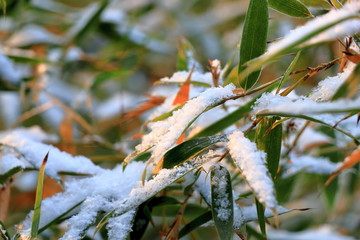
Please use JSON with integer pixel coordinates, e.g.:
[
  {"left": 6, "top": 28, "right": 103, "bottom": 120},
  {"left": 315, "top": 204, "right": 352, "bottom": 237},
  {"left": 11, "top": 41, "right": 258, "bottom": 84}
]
[
  {"left": 266, "top": 1, "right": 360, "bottom": 56},
  {"left": 0, "top": 91, "right": 21, "bottom": 127},
  {"left": 211, "top": 165, "right": 232, "bottom": 221},
  {"left": 268, "top": 225, "right": 356, "bottom": 240},
  {"left": 253, "top": 93, "right": 360, "bottom": 125},
  {"left": 127, "top": 84, "right": 236, "bottom": 165},
  {"left": 283, "top": 154, "right": 341, "bottom": 177},
  {"left": 160, "top": 71, "right": 213, "bottom": 85},
  {"left": 6, "top": 24, "right": 60, "bottom": 47},
  {"left": 227, "top": 131, "right": 277, "bottom": 209},
  {"left": 309, "top": 61, "right": 357, "bottom": 102},
  {"left": 94, "top": 92, "right": 142, "bottom": 120},
  {"left": 20, "top": 162, "right": 144, "bottom": 240},
  {"left": 0, "top": 51, "right": 22, "bottom": 84},
  {"left": 0, "top": 127, "right": 103, "bottom": 179}
]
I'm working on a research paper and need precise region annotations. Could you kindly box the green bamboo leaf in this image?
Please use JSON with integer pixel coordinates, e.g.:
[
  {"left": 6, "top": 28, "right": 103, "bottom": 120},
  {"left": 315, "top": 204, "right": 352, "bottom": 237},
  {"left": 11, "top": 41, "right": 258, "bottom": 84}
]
[
  {"left": 0, "top": 166, "right": 23, "bottom": 184},
  {"left": 332, "top": 64, "right": 360, "bottom": 100},
  {"left": 31, "top": 152, "right": 49, "bottom": 238},
  {"left": 276, "top": 51, "right": 301, "bottom": 94},
  {"left": 192, "top": 99, "right": 255, "bottom": 138},
  {"left": 66, "top": 0, "right": 109, "bottom": 44},
  {"left": 238, "top": 12, "right": 360, "bottom": 84},
  {"left": 269, "top": 0, "right": 313, "bottom": 18},
  {"left": 299, "top": 0, "right": 332, "bottom": 9},
  {"left": 275, "top": 172, "right": 296, "bottom": 204},
  {"left": 255, "top": 199, "right": 266, "bottom": 238},
  {"left": 255, "top": 117, "right": 282, "bottom": 179},
  {"left": 179, "top": 211, "right": 212, "bottom": 238},
  {"left": 131, "top": 196, "right": 179, "bottom": 240},
  {"left": 238, "top": 0, "right": 268, "bottom": 89},
  {"left": 163, "top": 135, "right": 227, "bottom": 169},
  {"left": 38, "top": 201, "right": 84, "bottom": 234},
  {"left": 0, "top": 221, "right": 10, "bottom": 240},
  {"left": 256, "top": 112, "right": 359, "bottom": 144},
  {"left": 177, "top": 38, "right": 199, "bottom": 71},
  {"left": 211, "top": 165, "right": 234, "bottom": 240}
]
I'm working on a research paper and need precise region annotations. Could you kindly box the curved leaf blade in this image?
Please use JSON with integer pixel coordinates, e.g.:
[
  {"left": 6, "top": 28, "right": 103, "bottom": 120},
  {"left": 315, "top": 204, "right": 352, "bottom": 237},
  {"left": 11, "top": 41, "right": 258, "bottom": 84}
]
[
  {"left": 255, "top": 117, "right": 282, "bottom": 179},
  {"left": 31, "top": 152, "right": 49, "bottom": 238},
  {"left": 269, "top": 0, "right": 313, "bottom": 18},
  {"left": 238, "top": 0, "right": 268, "bottom": 89},
  {"left": 163, "top": 135, "right": 227, "bottom": 169}
]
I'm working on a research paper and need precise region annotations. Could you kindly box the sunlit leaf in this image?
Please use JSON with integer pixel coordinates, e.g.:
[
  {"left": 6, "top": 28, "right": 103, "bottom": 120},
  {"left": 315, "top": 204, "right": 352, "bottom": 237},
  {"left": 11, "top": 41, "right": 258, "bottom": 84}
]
[
  {"left": 255, "top": 117, "right": 282, "bottom": 179},
  {"left": 31, "top": 152, "right": 49, "bottom": 238},
  {"left": 163, "top": 135, "right": 227, "bottom": 169},
  {"left": 269, "top": 0, "right": 312, "bottom": 18},
  {"left": 238, "top": 0, "right": 268, "bottom": 89}
]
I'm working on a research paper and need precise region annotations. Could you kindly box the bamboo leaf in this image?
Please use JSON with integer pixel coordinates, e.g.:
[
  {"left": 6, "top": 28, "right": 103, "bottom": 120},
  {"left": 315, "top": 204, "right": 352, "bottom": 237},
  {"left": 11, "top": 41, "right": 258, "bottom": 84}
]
[
  {"left": 0, "top": 166, "right": 23, "bottom": 184},
  {"left": 0, "top": 221, "right": 10, "bottom": 240},
  {"left": 299, "top": 0, "right": 332, "bottom": 9},
  {"left": 177, "top": 38, "right": 199, "bottom": 71},
  {"left": 211, "top": 165, "right": 234, "bottom": 240},
  {"left": 255, "top": 117, "right": 282, "bottom": 179},
  {"left": 255, "top": 199, "right": 266, "bottom": 238},
  {"left": 238, "top": 10, "right": 360, "bottom": 84},
  {"left": 163, "top": 135, "right": 227, "bottom": 169},
  {"left": 38, "top": 201, "right": 84, "bottom": 234},
  {"left": 276, "top": 51, "right": 301, "bottom": 94},
  {"left": 256, "top": 112, "right": 359, "bottom": 144},
  {"left": 31, "top": 152, "right": 49, "bottom": 238},
  {"left": 178, "top": 211, "right": 212, "bottom": 238},
  {"left": 238, "top": 0, "right": 268, "bottom": 89},
  {"left": 192, "top": 99, "right": 255, "bottom": 138},
  {"left": 269, "top": 0, "right": 313, "bottom": 18}
]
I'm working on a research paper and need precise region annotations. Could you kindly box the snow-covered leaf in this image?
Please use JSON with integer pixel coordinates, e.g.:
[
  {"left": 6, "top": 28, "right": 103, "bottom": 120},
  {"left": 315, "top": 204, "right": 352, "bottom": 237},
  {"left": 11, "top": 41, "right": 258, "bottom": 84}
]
[
  {"left": 211, "top": 165, "right": 234, "bottom": 240},
  {"left": 238, "top": 2, "right": 360, "bottom": 84},
  {"left": 228, "top": 131, "right": 277, "bottom": 209},
  {"left": 163, "top": 135, "right": 227, "bottom": 169}
]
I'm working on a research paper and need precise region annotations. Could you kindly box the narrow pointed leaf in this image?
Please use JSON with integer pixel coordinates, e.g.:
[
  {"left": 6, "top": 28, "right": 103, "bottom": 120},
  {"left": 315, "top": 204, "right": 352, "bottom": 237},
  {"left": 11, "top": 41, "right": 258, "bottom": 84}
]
[
  {"left": 276, "top": 51, "right": 301, "bottom": 94},
  {"left": 177, "top": 38, "right": 199, "bottom": 71},
  {"left": 255, "top": 199, "right": 266, "bottom": 238},
  {"left": 31, "top": 152, "right": 49, "bottom": 238},
  {"left": 179, "top": 211, "right": 212, "bottom": 238},
  {"left": 257, "top": 112, "right": 359, "bottom": 144},
  {"left": 238, "top": 0, "right": 268, "bottom": 89},
  {"left": 269, "top": 0, "right": 312, "bottom": 18},
  {"left": 211, "top": 165, "right": 234, "bottom": 240},
  {"left": 172, "top": 66, "right": 194, "bottom": 105},
  {"left": 255, "top": 117, "right": 282, "bottom": 179},
  {"left": 163, "top": 135, "right": 227, "bottom": 169},
  {"left": 299, "top": 0, "right": 332, "bottom": 9},
  {"left": 0, "top": 221, "right": 10, "bottom": 240},
  {"left": 0, "top": 166, "right": 23, "bottom": 184}
]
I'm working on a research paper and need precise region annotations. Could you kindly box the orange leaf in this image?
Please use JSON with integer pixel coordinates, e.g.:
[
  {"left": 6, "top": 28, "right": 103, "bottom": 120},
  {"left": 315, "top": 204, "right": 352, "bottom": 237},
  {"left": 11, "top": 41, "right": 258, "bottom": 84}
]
[
  {"left": 176, "top": 133, "right": 186, "bottom": 144},
  {"left": 125, "top": 95, "right": 165, "bottom": 119},
  {"left": 325, "top": 147, "right": 360, "bottom": 186},
  {"left": 59, "top": 116, "right": 76, "bottom": 155},
  {"left": 172, "top": 66, "right": 195, "bottom": 106}
]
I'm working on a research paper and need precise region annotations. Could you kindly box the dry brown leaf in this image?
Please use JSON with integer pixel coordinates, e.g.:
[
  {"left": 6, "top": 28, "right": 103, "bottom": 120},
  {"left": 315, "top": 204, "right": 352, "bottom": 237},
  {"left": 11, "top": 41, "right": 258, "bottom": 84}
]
[
  {"left": 59, "top": 116, "right": 76, "bottom": 155},
  {"left": 125, "top": 95, "right": 165, "bottom": 119},
  {"left": 172, "top": 66, "right": 194, "bottom": 106},
  {"left": 0, "top": 185, "right": 10, "bottom": 222},
  {"left": 325, "top": 146, "right": 360, "bottom": 186}
]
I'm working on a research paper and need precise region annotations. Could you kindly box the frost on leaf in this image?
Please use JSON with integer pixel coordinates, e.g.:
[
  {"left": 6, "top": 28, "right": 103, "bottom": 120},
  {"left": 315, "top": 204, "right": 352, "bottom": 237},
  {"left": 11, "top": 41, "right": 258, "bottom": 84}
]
[
  {"left": 211, "top": 165, "right": 233, "bottom": 221},
  {"left": 19, "top": 162, "right": 144, "bottom": 240},
  {"left": 227, "top": 131, "right": 277, "bottom": 209}
]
